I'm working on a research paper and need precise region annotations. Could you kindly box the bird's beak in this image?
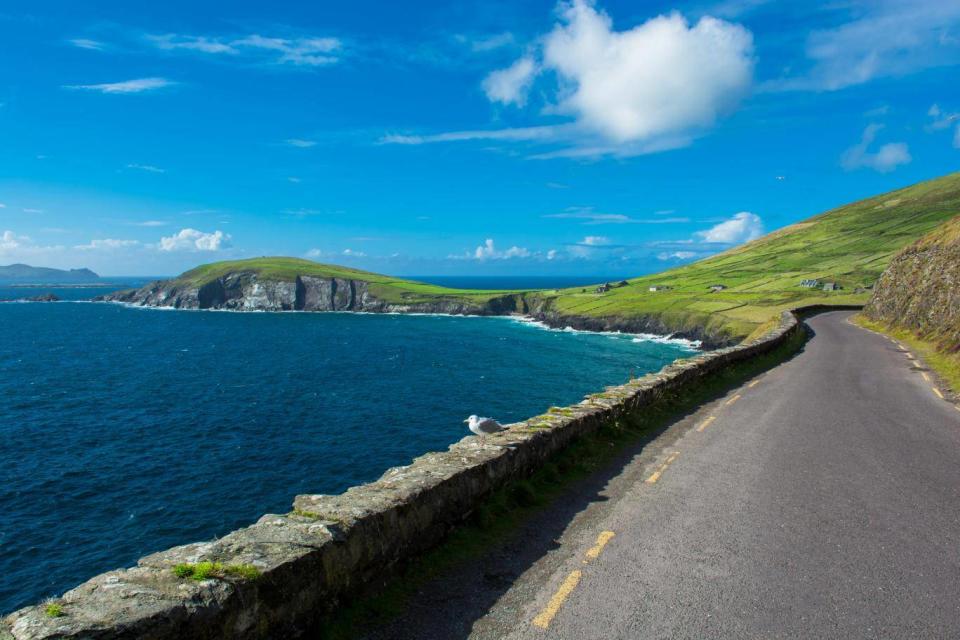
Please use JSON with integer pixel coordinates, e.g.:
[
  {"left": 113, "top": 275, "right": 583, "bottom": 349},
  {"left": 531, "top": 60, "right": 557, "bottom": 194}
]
[{"left": 463, "top": 419, "right": 469, "bottom": 423}]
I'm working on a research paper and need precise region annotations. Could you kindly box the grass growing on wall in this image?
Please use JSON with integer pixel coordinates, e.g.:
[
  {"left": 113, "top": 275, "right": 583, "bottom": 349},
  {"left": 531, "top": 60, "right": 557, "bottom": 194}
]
[
  {"left": 853, "top": 315, "right": 960, "bottom": 394},
  {"left": 316, "top": 327, "right": 808, "bottom": 639}
]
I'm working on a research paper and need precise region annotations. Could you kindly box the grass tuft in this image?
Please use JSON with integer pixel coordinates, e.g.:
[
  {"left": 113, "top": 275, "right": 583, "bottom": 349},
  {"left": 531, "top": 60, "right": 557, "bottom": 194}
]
[
  {"left": 172, "top": 561, "right": 261, "bottom": 582},
  {"left": 44, "top": 602, "right": 63, "bottom": 618}
]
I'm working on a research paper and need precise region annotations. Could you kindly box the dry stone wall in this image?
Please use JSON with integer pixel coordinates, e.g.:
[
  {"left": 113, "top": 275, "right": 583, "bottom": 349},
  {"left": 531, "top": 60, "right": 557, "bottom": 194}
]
[{"left": 2, "top": 310, "right": 809, "bottom": 640}]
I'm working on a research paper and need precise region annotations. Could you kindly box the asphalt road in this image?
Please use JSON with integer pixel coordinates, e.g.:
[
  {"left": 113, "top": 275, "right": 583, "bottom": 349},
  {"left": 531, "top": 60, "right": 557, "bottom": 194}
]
[{"left": 365, "top": 311, "right": 960, "bottom": 640}]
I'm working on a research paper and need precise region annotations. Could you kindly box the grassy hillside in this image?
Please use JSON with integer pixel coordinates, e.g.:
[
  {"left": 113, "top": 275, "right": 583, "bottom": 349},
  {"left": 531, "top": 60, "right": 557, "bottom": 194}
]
[
  {"left": 172, "top": 172, "right": 960, "bottom": 342},
  {"left": 175, "top": 257, "right": 520, "bottom": 306},
  {"left": 531, "top": 171, "right": 960, "bottom": 340}
]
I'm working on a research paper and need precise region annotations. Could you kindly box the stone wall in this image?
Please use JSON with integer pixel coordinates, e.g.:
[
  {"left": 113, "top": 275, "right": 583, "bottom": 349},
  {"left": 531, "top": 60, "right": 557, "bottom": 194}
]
[{"left": 2, "top": 309, "right": 810, "bottom": 640}]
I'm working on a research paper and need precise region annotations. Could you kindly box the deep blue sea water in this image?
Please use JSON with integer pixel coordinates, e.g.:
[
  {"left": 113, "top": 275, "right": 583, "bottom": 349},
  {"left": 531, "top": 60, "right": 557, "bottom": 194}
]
[{"left": 0, "top": 282, "right": 695, "bottom": 613}]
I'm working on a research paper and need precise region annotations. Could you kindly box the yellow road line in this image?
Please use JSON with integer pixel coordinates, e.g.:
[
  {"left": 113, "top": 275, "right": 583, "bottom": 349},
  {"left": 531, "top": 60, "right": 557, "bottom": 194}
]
[
  {"left": 933, "top": 388, "right": 944, "bottom": 399},
  {"left": 533, "top": 570, "right": 582, "bottom": 629},
  {"left": 921, "top": 372, "right": 931, "bottom": 382},
  {"left": 725, "top": 394, "right": 742, "bottom": 407},
  {"left": 748, "top": 379, "right": 761, "bottom": 388},
  {"left": 696, "top": 416, "right": 716, "bottom": 432},
  {"left": 585, "top": 531, "right": 615, "bottom": 561},
  {"left": 645, "top": 452, "right": 679, "bottom": 484}
]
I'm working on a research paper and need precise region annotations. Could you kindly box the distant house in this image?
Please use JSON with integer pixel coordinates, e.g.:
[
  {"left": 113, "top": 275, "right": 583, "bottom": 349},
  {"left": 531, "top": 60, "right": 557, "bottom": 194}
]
[
  {"left": 822, "top": 282, "right": 839, "bottom": 291},
  {"left": 799, "top": 279, "right": 821, "bottom": 288},
  {"left": 595, "top": 283, "right": 611, "bottom": 294},
  {"left": 649, "top": 285, "right": 673, "bottom": 292},
  {"left": 708, "top": 284, "right": 727, "bottom": 292},
  {"left": 619, "top": 280, "right": 630, "bottom": 287}
]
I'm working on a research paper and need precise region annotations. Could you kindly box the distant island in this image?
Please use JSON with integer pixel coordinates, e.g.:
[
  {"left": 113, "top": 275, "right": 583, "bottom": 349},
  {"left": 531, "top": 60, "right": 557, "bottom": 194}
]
[
  {"left": 98, "top": 172, "right": 960, "bottom": 348},
  {"left": 0, "top": 263, "right": 100, "bottom": 284}
]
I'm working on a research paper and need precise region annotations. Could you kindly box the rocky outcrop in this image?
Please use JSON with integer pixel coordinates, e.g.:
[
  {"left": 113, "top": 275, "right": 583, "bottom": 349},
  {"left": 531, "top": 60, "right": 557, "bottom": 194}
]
[
  {"left": 97, "top": 273, "right": 496, "bottom": 315},
  {"left": 864, "top": 216, "right": 960, "bottom": 352},
  {"left": 1, "top": 310, "right": 805, "bottom": 640},
  {"left": 95, "top": 273, "right": 740, "bottom": 346}
]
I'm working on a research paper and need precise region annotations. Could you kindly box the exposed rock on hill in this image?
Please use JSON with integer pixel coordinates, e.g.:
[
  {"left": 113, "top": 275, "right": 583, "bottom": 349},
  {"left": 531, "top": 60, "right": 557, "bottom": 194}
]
[{"left": 864, "top": 216, "right": 960, "bottom": 352}]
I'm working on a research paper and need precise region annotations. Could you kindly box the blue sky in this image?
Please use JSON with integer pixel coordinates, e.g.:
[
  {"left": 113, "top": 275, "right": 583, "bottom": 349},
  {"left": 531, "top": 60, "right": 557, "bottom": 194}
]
[{"left": 1, "top": 0, "right": 958, "bottom": 276}]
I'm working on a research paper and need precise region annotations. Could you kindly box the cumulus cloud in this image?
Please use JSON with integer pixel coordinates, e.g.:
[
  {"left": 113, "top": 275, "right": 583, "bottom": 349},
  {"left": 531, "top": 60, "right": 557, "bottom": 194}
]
[
  {"left": 537, "top": 2, "right": 753, "bottom": 145},
  {"left": 159, "top": 228, "right": 230, "bottom": 252},
  {"left": 342, "top": 248, "right": 366, "bottom": 257},
  {"left": 389, "top": 1, "right": 754, "bottom": 157},
  {"left": 657, "top": 250, "right": 699, "bottom": 260},
  {"left": 841, "top": 124, "right": 911, "bottom": 173},
  {"left": 457, "top": 238, "right": 533, "bottom": 260},
  {"left": 147, "top": 33, "right": 342, "bottom": 67},
  {"left": 75, "top": 238, "right": 140, "bottom": 250},
  {"left": 695, "top": 211, "right": 764, "bottom": 243},
  {"left": 482, "top": 57, "right": 538, "bottom": 106},
  {"left": 1, "top": 230, "right": 25, "bottom": 251},
  {"left": 0, "top": 230, "right": 63, "bottom": 256},
  {"left": 64, "top": 77, "right": 175, "bottom": 94}
]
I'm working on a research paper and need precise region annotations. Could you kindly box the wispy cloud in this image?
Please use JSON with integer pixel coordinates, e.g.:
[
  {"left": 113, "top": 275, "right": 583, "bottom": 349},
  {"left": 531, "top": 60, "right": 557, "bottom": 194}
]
[
  {"left": 126, "top": 163, "right": 165, "bottom": 173},
  {"left": 64, "top": 77, "right": 175, "bottom": 94},
  {"left": 69, "top": 38, "right": 105, "bottom": 50},
  {"left": 284, "top": 138, "right": 317, "bottom": 148},
  {"left": 927, "top": 104, "right": 960, "bottom": 148},
  {"left": 74, "top": 238, "right": 139, "bottom": 250},
  {"left": 544, "top": 206, "right": 690, "bottom": 225},
  {"left": 22, "top": 208, "right": 44, "bottom": 214},
  {"left": 766, "top": 1, "right": 960, "bottom": 91},
  {"left": 146, "top": 33, "right": 342, "bottom": 67},
  {"left": 841, "top": 124, "right": 911, "bottom": 173},
  {"left": 130, "top": 220, "right": 167, "bottom": 227}
]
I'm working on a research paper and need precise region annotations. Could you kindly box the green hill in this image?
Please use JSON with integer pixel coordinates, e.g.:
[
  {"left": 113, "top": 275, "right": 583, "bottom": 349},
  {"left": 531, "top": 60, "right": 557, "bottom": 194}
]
[
  {"left": 528, "top": 171, "right": 960, "bottom": 341},
  {"left": 132, "top": 172, "right": 960, "bottom": 344}
]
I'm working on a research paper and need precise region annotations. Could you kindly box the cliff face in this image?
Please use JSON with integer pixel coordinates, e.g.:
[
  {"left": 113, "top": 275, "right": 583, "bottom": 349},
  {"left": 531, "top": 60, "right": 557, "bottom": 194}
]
[
  {"left": 99, "top": 272, "right": 520, "bottom": 316},
  {"left": 98, "top": 271, "right": 734, "bottom": 347},
  {"left": 864, "top": 216, "right": 960, "bottom": 352}
]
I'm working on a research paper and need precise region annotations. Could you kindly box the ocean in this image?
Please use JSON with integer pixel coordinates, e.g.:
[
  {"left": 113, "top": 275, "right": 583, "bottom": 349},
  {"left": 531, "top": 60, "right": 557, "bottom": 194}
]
[{"left": 0, "top": 280, "right": 696, "bottom": 613}]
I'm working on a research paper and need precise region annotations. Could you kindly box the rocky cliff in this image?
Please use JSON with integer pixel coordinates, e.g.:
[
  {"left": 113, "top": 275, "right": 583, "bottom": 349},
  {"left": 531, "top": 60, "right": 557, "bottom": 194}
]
[
  {"left": 864, "top": 215, "right": 960, "bottom": 352},
  {"left": 98, "top": 271, "right": 526, "bottom": 316}
]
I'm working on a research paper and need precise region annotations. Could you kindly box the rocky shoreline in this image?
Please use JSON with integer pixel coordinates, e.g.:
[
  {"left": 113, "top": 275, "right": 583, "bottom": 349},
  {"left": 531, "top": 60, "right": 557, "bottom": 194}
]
[{"left": 96, "top": 271, "right": 732, "bottom": 348}]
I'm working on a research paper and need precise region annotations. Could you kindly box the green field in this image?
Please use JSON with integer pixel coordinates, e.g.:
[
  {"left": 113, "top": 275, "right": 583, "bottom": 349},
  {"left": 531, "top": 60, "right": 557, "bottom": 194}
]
[{"left": 173, "top": 172, "right": 960, "bottom": 342}]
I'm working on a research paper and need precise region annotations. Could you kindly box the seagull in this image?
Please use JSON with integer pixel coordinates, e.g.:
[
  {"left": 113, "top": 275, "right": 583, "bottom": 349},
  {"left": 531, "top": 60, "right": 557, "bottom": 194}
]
[{"left": 465, "top": 415, "right": 505, "bottom": 441}]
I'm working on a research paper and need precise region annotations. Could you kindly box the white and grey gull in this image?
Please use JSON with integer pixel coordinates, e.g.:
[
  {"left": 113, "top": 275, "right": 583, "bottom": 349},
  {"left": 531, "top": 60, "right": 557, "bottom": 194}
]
[{"left": 465, "top": 414, "right": 505, "bottom": 441}]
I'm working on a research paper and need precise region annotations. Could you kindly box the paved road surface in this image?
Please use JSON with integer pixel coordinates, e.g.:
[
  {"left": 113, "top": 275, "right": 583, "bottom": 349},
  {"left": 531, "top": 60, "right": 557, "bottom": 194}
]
[{"left": 366, "top": 312, "right": 960, "bottom": 639}]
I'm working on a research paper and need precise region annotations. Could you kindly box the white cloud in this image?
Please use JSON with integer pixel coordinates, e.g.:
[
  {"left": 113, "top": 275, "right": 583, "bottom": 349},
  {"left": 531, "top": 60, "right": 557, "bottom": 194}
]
[
  {"left": 657, "top": 250, "right": 699, "bottom": 260},
  {"left": 22, "top": 208, "right": 43, "bottom": 214},
  {"left": 461, "top": 238, "right": 532, "bottom": 260},
  {"left": 538, "top": 2, "right": 753, "bottom": 145},
  {"left": 581, "top": 235, "right": 610, "bottom": 246},
  {"left": 695, "top": 211, "right": 764, "bottom": 243},
  {"left": 159, "top": 228, "right": 230, "bottom": 252},
  {"left": 544, "top": 206, "right": 690, "bottom": 224},
  {"left": 284, "top": 138, "right": 316, "bottom": 148},
  {"left": 75, "top": 238, "right": 140, "bottom": 250},
  {"left": 69, "top": 38, "right": 105, "bottom": 50},
  {"left": 0, "top": 230, "right": 63, "bottom": 257},
  {"left": 466, "top": 32, "right": 515, "bottom": 52},
  {"left": 64, "top": 77, "right": 175, "bottom": 94},
  {"left": 132, "top": 220, "right": 167, "bottom": 227},
  {"left": 841, "top": 124, "right": 911, "bottom": 173},
  {"left": 393, "top": 1, "right": 754, "bottom": 157},
  {"left": 1, "top": 230, "right": 25, "bottom": 250},
  {"left": 771, "top": 1, "right": 960, "bottom": 91},
  {"left": 482, "top": 57, "right": 538, "bottom": 106},
  {"left": 0, "top": 203, "right": 6, "bottom": 208},
  {"left": 305, "top": 248, "right": 324, "bottom": 258},
  {"left": 126, "top": 163, "right": 165, "bottom": 173},
  {"left": 147, "top": 33, "right": 342, "bottom": 67},
  {"left": 342, "top": 248, "right": 366, "bottom": 257},
  {"left": 927, "top": 104, "right": 960, "bottom": 149}
]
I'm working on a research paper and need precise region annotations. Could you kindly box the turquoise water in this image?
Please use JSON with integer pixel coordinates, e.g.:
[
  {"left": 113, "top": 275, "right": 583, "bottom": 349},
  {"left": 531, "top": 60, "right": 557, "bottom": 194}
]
[{"left": 0, "top": 286, "right": 695, "bottom": 613}]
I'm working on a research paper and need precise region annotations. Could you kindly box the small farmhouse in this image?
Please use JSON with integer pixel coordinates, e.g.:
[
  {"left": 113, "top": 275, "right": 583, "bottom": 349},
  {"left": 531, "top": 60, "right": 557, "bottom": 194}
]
[{"left": 708, "top": 284, "right": 727, "bottom": 292}]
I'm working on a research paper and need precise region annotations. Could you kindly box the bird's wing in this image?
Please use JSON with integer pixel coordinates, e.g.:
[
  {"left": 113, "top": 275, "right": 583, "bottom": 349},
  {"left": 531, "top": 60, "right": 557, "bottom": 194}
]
[{"left": 477, "top": 417, "right": 505, "bottom": 433}]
